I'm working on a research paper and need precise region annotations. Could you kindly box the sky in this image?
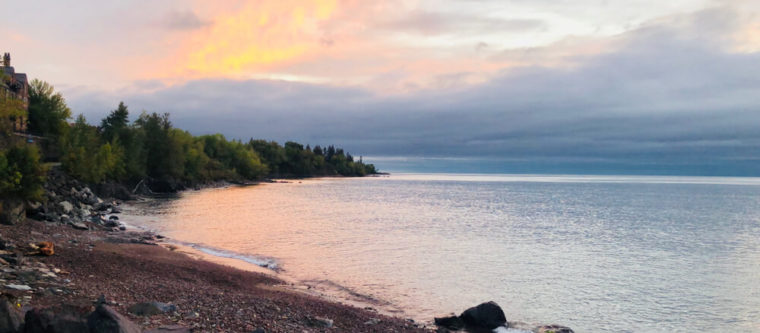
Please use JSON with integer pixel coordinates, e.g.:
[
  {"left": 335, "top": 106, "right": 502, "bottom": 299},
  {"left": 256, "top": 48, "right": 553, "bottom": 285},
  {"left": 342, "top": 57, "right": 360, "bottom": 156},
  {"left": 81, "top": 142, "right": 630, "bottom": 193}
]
[{"left": 2, "top": 0, "right": 760, "bottom": 175}]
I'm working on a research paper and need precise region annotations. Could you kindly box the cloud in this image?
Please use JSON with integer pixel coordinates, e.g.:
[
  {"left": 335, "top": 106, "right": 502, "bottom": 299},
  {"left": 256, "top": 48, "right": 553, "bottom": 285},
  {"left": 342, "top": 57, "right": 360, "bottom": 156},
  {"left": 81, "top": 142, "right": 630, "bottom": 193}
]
[
  {"left": 163, "top": 10, "right": 210, "bottom": 30},
  {"left": 62, "top": 5, "right": 760, "bottom": 175},
  {"left": 374, "top": 10, "right": 547, "bottom": 37}
]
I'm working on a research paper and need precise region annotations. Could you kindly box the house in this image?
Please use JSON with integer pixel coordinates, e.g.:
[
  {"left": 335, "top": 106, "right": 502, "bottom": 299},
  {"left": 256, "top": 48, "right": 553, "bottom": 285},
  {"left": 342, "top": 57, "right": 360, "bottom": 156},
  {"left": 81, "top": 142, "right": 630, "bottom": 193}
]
[{"left": 1, "top": 52, "right": 29, "bottom": 133}]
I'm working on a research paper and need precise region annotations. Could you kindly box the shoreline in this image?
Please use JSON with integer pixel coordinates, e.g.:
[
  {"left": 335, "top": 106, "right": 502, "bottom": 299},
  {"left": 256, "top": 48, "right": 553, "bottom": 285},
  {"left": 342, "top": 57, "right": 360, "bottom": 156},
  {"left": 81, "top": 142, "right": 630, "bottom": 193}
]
[
  {"left": 120, "top": 186, "right": 415, "bottom": 323},
  {"left": 0, "top": 218, "right": 427, "bottom": 332}
]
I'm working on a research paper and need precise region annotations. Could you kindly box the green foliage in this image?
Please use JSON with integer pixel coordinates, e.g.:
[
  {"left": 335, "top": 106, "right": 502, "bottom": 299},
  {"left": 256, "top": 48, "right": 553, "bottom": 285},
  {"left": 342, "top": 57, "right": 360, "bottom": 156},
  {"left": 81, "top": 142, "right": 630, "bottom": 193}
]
[
  {"left": 0, "top": 97, "right": 25, "bottom": 147},
  {"left": 248, "top": 141, "right": 377, "bottom": 177},
  {"left": 0, "top": 145, "right": 46, "bottom": 201},
  {"left": 135, "top": 112, "right": 184, "bottom": 180},
  {"left": 58, "top": 102, "right": 376, "bottom": 188},
  {"left": 199, "top": 134, "right": 268, "bottom": 181},
  {"left": 100, "top": 101, "right": 129, "bottom": 142},
  {"left": 27, "top": 79, "right": 71, "bottom": 140},
  {"left": 61, "top": 115, "right": 121, "bottom": 183}
]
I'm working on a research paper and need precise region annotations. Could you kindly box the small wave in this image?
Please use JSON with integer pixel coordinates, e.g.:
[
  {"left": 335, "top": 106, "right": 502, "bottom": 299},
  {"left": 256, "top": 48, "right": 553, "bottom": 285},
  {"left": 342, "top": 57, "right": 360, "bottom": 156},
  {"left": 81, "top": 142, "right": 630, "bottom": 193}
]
[{"left": 171, "top": 241, "right": 279, "bottom": 270}]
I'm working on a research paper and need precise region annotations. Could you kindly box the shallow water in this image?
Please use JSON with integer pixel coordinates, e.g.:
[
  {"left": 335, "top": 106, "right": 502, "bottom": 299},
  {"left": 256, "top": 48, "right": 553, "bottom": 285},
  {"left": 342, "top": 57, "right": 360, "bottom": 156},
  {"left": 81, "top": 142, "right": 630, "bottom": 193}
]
[{"left": 126, "top": 174, "right": 760, "bottom": 332}]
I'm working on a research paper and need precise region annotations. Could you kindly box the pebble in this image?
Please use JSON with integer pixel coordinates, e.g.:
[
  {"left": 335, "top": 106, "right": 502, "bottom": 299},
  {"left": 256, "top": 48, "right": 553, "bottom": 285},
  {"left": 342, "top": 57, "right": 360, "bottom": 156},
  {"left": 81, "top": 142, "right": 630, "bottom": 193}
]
[{"left": 6, "top": 284, "right": 32, "bottom": 291}]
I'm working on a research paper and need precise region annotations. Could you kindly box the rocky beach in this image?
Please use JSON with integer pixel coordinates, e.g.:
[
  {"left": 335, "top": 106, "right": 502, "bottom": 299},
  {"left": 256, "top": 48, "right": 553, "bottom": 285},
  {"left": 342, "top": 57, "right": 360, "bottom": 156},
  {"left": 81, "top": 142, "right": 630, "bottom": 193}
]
[{"left": 0, "top": 168, "right": 428, "bottom": 332}]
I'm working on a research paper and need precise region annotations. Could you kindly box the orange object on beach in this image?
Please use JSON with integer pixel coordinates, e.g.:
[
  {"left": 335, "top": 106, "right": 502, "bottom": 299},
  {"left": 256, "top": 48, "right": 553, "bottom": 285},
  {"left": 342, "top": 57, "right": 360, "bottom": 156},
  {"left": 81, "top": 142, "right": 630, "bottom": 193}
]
[{"left": 36, "top": 241, "right": 54, "bottom": 256}]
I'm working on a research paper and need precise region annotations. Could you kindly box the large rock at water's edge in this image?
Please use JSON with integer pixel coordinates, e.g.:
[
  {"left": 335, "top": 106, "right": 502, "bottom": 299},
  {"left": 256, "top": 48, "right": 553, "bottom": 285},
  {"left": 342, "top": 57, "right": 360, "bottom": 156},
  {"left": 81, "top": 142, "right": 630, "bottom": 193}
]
[
  {"left": 128, "top": 302, "right": 177, "bottom": 316},
  {"left": 433, "top": 315, "right": 465, "bottom": 330},
  {"left": 534, "top": 324, "right": 574, "bottom": 333},
  {"left": 0, "top": 199, "right": 25, "bottom": 226},
  {"left": 23, "top": 305, "right": 90, "bottom": 333},
  {"left": 0, "top": 297, "right": 23, "bottom": 333},
  {"left": 459, "top": 301, "right": 508, "bottom": 330},
  {"left": 87, "top": 304, "right": 141, "bottom": 333}
]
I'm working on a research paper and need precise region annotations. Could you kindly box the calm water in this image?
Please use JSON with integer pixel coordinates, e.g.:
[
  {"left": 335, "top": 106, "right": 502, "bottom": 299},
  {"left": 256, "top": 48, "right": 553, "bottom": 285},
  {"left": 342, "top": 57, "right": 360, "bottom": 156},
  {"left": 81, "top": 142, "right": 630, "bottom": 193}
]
[{"left": 127, "top": 174, "right": 760, "bottom": 332}]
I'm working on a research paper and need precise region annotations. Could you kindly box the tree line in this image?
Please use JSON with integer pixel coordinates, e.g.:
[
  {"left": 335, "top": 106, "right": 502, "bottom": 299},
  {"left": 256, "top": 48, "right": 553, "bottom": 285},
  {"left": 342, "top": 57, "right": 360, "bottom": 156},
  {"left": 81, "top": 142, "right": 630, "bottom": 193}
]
[{"left": 0, "top": 79, "right": 377, "bottom": 201}]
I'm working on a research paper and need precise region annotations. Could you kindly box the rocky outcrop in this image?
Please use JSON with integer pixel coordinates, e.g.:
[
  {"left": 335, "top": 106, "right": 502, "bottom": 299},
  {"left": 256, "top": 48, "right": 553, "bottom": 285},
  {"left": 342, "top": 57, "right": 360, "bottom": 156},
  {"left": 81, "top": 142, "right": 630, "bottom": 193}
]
[{"left": 28, "top": 168, "right": 126, "bottom": 232}]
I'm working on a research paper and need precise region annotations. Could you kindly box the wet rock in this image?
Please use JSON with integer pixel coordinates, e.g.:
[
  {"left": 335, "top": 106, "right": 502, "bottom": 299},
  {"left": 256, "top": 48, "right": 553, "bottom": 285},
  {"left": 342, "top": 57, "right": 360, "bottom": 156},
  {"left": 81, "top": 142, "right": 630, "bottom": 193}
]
[
  {"left": 24, "top": 305, "right": 90, "bottom": 333},
  {"left": 434, "top": 315, "right": 464, "bottom": 331},
  {"left": 459, "top": 301, "right": 507, "bottom": 330},
  {"left": 306, "top": 316, "right": 333, "bottom": 328},
  {"left": 534, "top": 324, "right": 574, "bottom": 333},
  {"left": 251, "top": 329, "right": 266, "bottom": 333},
  {"left": 0, "top": 297, "right": 23, "bottom": 333},
  {"left": 87, "top": 304, "right": 141, "bottom": 333},
  {"left": 0, "top": 199, "right": 25, "bottom": 226},
  {"left": 127, "top": 302, "right": 177, "bottom": 316}
]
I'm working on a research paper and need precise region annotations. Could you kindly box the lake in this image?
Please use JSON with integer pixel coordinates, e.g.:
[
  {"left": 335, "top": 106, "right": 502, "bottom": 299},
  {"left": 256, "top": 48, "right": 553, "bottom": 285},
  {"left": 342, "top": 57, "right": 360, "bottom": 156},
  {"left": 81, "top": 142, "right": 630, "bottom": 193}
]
[{"left": 125, "top": 174, "right": 760, "bottom": 332}]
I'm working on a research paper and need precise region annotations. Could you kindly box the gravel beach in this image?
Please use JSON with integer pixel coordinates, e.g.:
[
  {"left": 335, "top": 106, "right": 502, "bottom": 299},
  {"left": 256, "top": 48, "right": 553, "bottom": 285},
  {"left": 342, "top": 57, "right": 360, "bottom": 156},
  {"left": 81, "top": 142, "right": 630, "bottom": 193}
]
[{"left": 0, "top": 218, "right": 426, "bottom": 332}]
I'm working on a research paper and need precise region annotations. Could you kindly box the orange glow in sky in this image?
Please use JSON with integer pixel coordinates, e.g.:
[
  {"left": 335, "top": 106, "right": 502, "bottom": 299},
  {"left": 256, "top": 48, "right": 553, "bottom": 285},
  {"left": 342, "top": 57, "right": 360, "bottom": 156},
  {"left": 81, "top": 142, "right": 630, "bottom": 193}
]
[{"left": 175, "top": 0, "right": 338, "bottom": 77}]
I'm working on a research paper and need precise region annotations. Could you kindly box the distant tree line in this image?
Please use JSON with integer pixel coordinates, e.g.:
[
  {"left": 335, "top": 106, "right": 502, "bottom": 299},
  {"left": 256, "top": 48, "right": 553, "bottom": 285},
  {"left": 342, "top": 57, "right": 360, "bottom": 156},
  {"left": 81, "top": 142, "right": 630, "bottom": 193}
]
[{"left": 0, "top": 79, "right": 377, "bottom": 200}]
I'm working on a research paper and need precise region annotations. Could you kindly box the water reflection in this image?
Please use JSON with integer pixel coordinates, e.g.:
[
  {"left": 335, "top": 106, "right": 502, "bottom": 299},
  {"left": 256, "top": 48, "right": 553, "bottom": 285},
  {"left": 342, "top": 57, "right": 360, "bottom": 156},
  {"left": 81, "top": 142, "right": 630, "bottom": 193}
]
[{"left": 127, "top": 174, "right": 760, "bottom": 332}]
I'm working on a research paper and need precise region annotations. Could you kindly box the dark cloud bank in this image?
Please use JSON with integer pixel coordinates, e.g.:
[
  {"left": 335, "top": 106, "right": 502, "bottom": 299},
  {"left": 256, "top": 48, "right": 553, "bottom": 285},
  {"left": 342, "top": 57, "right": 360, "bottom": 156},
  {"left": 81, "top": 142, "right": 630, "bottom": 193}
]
[{"left": 68, "top": 9, "right": 760, "bottom": 176}]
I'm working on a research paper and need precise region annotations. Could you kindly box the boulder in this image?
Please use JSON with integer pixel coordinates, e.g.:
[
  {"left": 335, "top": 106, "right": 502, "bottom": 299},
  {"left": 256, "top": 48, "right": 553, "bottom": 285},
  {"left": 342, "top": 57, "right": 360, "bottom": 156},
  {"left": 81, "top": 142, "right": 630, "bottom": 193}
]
[
  {"left": 459, "top": 301, "right": 508, "bottom": 329},
  {"left": 58, "top": 201, "right": 73, "bottom": 215},
  {"left": 433, "top": 315, "right": 464, "bottom": 330},
  {"left": 534, "top": 324, "right": 574, "bottom": 333},
  {"left": 128, "top": 302, "right": 177, "bottom": 316},
  {"left": 0, "top": 297, "right": 23, "bottom": 333},
  {"left": 87, "top": 304, "right": 141, "bottom": 333},
  {"left": 69, "top": 221, "right": 89, "bottom": 230},
  {"left": 0, "top": 199, "right": 25, "bottom": 226},
  {"left": 23, "top": 305, "right": 90, "bottom": 333}
]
